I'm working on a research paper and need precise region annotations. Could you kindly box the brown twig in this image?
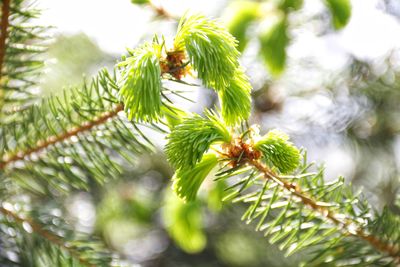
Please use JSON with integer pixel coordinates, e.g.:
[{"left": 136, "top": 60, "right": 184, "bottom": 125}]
[
  {"left": 147, "top": 0, "right": 177, "bottom": 20},
  {"left": 247, "top": 158, "right": 400, "bottom": 263},
  {"left": 0, "top": 0, "right": 10, "bottom": 112},
  {"left": 0, "top": 104, "right": 124, "bottom": 170},
  {"left": 0, "top": 0, "right": 10, "bottom": 80},
  {"left": 0, "top": 206, "right": 96, "bottom": 267}
]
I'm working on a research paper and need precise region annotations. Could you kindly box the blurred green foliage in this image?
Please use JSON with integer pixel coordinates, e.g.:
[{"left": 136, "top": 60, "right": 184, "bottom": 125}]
[
  {"left": 258, "top": 12, "right": 288, "bottom": 77},
  {"left": 131, "top": 0, "right": 149, "bottom": 5},
  {"left": 163, "top": 191, "right": 206, "bottom": 254},
  {"left": 279, "top": 0, "right": 304, "bottom": 11},
  {"left": 41, "top": 33, "right": 114, "bottom": 95},
  {"left": 223, "top": 0, "right": 351, "bottom": 77},
  {"left": 325, "top": 0, "right": 352, "bottom": 29},
  {"left": 223, "top": 1, "right": 261, "bottom": 52}
]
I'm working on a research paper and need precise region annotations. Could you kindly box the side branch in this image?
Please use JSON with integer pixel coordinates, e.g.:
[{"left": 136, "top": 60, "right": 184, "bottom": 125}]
[
  {"left": 0, "top": 0, "right": 10, "bottom": 80},
  {"left": 0, "top": 104, "right": 124, "bottom": 170},
  {"left": 0, "top": 206, "right": 95, "bottom": 267},
  {"left": 148, "top": 0, "right": 176, "bottom": 20},
  {"left": 247, "top": 159, "right": 400, "bottom": 263},
  {"left": 0, "top": 0, "right": 10, "bottom": 112}
]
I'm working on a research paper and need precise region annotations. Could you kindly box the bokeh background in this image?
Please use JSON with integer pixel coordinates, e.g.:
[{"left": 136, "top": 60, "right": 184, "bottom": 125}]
[{"left": 30, "top": 0, "right": 400, "bottom": 266}]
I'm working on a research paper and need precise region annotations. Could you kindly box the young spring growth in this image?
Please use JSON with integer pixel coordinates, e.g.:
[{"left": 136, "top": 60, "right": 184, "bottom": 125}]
[
  {"left": 174, "top": 14, "right": 240, "bottom": 91},
  {"left": 161, "top": 105, "right": 189, "bottom": 129},
  {"left": 165, "top": 110, "right": 231, "bottom": 170},
  {"left": 160, "top": 50, "right": 189, "bottom": 80},
  {"left": 218, "top": 68, "right": 252, "bottom": 125},
  {"left": 118, "top": 42, "right": 162, "bottom": 122},
  {"left": 254, "top": 129, "right": 300, "bottom": 174},
  {"left": 173, "top": 153, "right": 218, "bottom": 202}
]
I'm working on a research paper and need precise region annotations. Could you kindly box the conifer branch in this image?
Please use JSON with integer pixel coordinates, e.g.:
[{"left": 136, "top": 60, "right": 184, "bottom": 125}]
[
  {"left": 169, "top": 120, "right": 400, "bottom": 263},
  {"left": 0, "top": 0, "right": 10, "bottom": 80},
  {"left": 0, "top": 0, "right": 47, "bottom": 118},
  {"left": 247, "top": 158, "right": 400, "bottom": 263},
  {"left": 0, "top": 7, "right": 395, "bottom": 265},
  {"left": 0, "top": 69, "right": 150, "bottom": 193},
  {"left": 0, "top": 206, "right": 95, "bottom": 267},
  {"left": 0, "top": 0, "right": 10, "bottom": 112},
  {"left": 0, "top": 103, "right": 123, "bottom": 170}
]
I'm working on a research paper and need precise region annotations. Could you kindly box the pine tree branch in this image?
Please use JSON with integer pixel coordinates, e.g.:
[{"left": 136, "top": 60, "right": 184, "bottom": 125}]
[
  {"left": 0, "top": 206, "right": 95, "bottom": 267},
  {"left": 0, "top": 0, "right": 10, "bottom": 112},
  {"left": 247, "top": 158, "right": 400, "bottom": 263},
  {"left": 0, "top": 103, "right": 124, "bottom": 170},
  {"left": 1, "top": 70, "right": 151, "bottom": 193},
  {"left": 0, "top": 0, "right": 10, "bottom": 80},
  {"left": 0, "top": 0, "right": 47, "bottom": 118}
]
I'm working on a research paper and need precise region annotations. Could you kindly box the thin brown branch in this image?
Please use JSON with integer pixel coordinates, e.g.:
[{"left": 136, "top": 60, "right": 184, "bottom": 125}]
[
  {"left": 0, "top": 206, "right": 95, "bottom": 267},
  {"left": 0, "top": 0, "right": 10, "bottom": 112},
  {"left": 0, "top": 104, "right": 124, "bottom": 170},
  {"left": 247, "top": 158, "right": 400, "bottom": 263},
  {"left": 147, "top": 0, "right": 177, "bottom": 20},
  {"left": 0, "top": 0, "right": 10, "bottom": 80}
]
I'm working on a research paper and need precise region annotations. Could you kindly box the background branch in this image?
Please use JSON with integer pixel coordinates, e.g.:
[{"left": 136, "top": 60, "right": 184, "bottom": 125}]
[
  {"left": 0, "top": 0, "right": 10, "bottom": 80},
  {"left": 0, "top": 0, "right": 10, "bottom": 112},
  {"left": 0, "top": 206, "right": 95, "bottom": 267},
  {"left": 0, "top": 103, "right": 123, "bottom": 170}
]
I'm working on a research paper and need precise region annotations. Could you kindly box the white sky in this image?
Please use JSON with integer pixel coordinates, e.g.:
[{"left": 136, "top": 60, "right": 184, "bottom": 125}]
[
  {"left": 37, "top": 0, "right": 222, "bottom": 53},
  {"left": 37, "top": 0, "right": 400, "bottom": 63},
  {"left": 339, "top": 0, "right": 400, "bottom": 60}
]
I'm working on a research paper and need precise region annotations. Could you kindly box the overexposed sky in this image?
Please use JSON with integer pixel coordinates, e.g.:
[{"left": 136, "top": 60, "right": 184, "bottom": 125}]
[
  {"left": 37, "top": 0, "right": 222, "bottom": 53},
  {"left": 36, "top": 0, "right": 400, "bottom": 77},
  {"left": 37, "top": 0, "right": 154, "bottom": 53},
  {"left": 290, "top": 0, "right": 400, "bottom": 71},
  {"left": 340, "top": 0, "right": 400, "bottom": 60}
]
